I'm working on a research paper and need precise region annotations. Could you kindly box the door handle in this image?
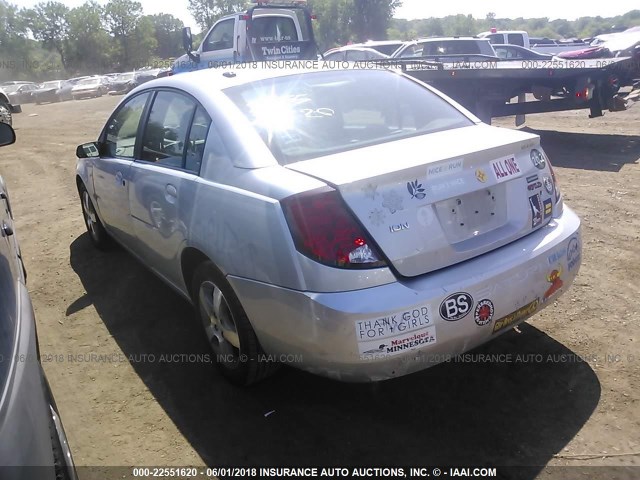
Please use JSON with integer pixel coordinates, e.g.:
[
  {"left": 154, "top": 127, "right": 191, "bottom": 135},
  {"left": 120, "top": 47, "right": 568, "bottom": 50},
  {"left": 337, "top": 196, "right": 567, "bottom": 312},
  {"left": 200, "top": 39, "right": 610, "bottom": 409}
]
[
  {"left": 1, "top": 221, "right": 13, "bottom": 237},
  {"left": 165, "top": 184, "right": 177, "bottom": 203},
  {"left": 115, "top": 171, "right": 125, "bottom": 186}
]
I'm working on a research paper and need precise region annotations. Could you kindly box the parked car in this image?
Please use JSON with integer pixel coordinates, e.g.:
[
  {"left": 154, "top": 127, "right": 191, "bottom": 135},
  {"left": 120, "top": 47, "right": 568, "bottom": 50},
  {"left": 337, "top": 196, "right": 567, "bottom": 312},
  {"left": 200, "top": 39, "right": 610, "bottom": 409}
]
[
  {"left": 107, "top": 72, "right": 139, "bottom": 95},
  {"left": 70, "top": 76, "right": 108, "bottom": 100},
  {"left": 32, "top": 80, "right": 73, "bottom": 104},
  {"left": 323, "top": 46, "right": 389, "bottom": 61},
  {"left": 75, "top": 66, "right": 582, "bottom": 385},
  {"left": 4, "top": 83, "right": 38, "bottom": 105},
  {"left": 0, "top": 87, "right": 22, "bottom": 126},
  {"left": 393, "top": 37, "right": 499, "bottom": 61},
  {"left": 493, "top": 44, "right": 554, "bottom": 60},
  {"left": 0, "top": 122, "right": 77, "bottom": 479}
]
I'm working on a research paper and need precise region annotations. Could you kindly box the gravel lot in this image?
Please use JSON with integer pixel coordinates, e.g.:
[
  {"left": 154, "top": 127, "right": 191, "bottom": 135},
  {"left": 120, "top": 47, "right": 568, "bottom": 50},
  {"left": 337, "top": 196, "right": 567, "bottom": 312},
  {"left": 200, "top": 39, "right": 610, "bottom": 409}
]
[{"left": 2, "top": 95, "right": 639, "bottom": 479}]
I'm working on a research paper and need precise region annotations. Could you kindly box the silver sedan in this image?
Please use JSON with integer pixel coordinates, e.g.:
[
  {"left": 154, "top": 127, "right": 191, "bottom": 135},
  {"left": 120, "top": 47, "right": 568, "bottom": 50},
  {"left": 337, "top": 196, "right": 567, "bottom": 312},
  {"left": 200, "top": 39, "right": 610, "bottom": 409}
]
[{"left": 75, "top": 66, "right": 581, "bottom": 385}]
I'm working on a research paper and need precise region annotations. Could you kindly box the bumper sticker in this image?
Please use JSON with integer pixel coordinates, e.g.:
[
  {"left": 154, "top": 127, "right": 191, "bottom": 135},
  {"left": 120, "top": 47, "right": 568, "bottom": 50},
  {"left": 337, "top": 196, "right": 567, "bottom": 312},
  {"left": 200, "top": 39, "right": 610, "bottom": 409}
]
[
  {"left": 356, "top": 306, "right": 435, "bottom": 357},
  {"left": 492, "top": 298, "right": 540, "bottom": 334}
]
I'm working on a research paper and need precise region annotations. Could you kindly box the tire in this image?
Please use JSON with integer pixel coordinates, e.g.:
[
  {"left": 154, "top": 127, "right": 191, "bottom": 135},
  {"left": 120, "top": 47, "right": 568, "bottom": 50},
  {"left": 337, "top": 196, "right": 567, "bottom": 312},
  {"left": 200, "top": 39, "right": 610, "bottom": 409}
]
[
  {"left": 79, "top": 184, "right": 112, "bottom": 250},
  {"left": 191, "top": 261, "right": 278, "bottom": 385},
  {"left": 0, "top": 102, "right": 12, "bottom": 126}
]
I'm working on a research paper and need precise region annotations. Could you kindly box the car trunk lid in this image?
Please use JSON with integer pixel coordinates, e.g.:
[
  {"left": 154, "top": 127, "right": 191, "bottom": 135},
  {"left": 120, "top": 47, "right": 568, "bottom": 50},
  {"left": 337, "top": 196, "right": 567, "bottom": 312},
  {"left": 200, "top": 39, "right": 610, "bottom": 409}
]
[{"left": 286, "top": 124, "right": 556, "bottom": 277}]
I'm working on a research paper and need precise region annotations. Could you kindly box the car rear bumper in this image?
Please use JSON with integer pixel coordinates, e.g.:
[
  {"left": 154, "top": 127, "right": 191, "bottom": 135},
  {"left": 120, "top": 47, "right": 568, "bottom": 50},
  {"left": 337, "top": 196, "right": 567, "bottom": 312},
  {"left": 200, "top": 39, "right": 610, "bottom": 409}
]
[{"left": 228, "top": 205, "right": 582, "bottom": 382}]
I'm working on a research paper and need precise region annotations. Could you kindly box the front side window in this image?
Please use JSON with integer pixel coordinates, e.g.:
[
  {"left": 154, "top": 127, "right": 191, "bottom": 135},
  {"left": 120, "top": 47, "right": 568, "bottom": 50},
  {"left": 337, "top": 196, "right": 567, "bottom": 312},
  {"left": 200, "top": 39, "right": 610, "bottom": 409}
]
[
  {"left": 104, "top": 92, "right": 150, "bottom": 158},
  {"left": 203, "top": 19, "right": 235, "bottom": 52},
  {"left": 224, "top": 70, "right": 473, "bottom": 165},
  {"left": 140, "top": 91, "right": 196, "bottom": 168}
]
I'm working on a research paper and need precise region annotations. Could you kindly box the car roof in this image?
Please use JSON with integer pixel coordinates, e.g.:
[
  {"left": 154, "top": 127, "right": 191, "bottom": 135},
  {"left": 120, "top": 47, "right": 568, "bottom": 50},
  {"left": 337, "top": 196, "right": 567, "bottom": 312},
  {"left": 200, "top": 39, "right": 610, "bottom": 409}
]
[{"left": 142, "top": 64, "right": 398, "bottom": 93}]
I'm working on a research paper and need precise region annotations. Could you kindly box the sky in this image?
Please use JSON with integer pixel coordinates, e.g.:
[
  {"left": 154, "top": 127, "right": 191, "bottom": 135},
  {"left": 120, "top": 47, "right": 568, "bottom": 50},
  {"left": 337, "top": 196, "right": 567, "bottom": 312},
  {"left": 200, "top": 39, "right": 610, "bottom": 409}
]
[{"left": 13, "top": 0, "right": 640, "bottom": 33}]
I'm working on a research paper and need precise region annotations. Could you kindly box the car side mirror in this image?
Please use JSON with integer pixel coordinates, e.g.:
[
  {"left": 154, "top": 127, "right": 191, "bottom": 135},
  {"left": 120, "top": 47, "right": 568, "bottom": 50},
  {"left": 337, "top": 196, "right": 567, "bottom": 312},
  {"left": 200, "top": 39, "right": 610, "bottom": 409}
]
[
  {"left": 76, "top": 142, "right": 100, "bottom": 159},
  {"left": 0, "top": 123, "right": 16, "bottom": 147},
  {"left": 182, "top": 27, "right": 200, "bottom": 63}
]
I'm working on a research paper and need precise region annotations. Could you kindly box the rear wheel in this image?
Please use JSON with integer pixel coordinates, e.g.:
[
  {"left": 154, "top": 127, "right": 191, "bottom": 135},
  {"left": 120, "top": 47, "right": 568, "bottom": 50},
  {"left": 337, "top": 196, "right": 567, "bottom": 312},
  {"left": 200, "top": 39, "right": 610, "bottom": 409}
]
[
  {"left": 191, "top": 262, "right": 278, "bottom": 385},
  {"left": 79, "top": 185, "right": 112, "bottom": 250},
  {"left": 0, "top": 102, "right": 12, "bottom": 126}
]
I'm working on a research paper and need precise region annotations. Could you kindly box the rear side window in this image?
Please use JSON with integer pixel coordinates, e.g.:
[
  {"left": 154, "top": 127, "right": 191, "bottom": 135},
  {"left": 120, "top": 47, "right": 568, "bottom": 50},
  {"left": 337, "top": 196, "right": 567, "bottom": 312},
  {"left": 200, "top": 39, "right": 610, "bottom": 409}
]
[
  {"left": 185, "top": 106, "right": 212, "bottom": 173},
  {"left": 104, "top": 92, "right": 151, "bottom": 158},
  {"left": 140, "top": 91, "right": 196, "bottom": 168},
  {"left": 224, "top": 70, "right": 473, "bottom": 165},
  {"left": 508, "top": 34, "right": 525, "bottom": 46},
  {"left": 251, "top": 16, "right": 298, "bottom": 42}
]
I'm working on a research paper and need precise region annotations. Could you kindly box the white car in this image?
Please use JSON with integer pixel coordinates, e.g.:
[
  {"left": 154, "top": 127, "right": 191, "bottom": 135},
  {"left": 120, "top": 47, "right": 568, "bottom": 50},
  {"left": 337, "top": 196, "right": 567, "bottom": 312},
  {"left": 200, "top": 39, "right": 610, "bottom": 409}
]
[{"left": 75, "top": 65, "right": 581, "bottom": 385}]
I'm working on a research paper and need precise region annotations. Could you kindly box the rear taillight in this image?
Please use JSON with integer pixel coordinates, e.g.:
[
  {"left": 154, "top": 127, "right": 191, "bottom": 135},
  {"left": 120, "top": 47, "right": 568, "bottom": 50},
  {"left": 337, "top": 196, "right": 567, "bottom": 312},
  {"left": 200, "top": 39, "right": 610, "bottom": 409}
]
[
  {"left": 548, "top": 160, "right": 562, "bottom": 205},
  {"left": 281, "top": 188, "right": 387, "bottom": 269}
]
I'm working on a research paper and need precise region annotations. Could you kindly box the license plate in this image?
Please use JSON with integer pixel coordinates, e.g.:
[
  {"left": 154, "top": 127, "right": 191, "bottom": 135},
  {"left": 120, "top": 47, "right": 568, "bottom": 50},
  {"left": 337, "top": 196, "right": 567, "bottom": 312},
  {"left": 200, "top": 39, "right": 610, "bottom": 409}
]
[{"left": 435, "top": 186, "right": 507, "bottom": 244}]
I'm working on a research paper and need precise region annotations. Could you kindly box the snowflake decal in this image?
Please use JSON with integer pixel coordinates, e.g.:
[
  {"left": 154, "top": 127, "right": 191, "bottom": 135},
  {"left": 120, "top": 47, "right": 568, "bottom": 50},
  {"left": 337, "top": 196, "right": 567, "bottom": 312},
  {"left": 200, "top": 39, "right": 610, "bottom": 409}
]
[
  {"left": 407, "top": 180, "right": 426, "bottom": 200},
  {"left": 362, "top": 183, "right": 379, "bottom": 200},
  {"left": 369, "top": 209, "right": 386, "bottom": 227},
  {"left": 382, "top": 190, "right": 404, "bottom": 214}
]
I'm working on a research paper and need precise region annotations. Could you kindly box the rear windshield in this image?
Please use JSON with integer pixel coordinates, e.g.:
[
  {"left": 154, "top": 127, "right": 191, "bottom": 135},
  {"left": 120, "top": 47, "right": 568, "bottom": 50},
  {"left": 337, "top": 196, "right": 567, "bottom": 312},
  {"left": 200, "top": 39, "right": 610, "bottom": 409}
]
[
  {"left": 251, "top": 16, "right": 300, "bottom": 42},
  {"left": 224, "top": 69, "right": 473, "bottom": 165}
]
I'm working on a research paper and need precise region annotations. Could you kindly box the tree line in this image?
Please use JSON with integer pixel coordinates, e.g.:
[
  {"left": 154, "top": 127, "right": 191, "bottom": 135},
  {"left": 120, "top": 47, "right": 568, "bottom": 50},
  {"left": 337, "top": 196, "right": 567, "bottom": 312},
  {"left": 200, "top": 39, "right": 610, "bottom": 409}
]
[
  {"left": 389, "top": 10, "right": 640, "bottom": 42},
  {"left": 1, "top": 0, "right": 638, "bottom": 82}
]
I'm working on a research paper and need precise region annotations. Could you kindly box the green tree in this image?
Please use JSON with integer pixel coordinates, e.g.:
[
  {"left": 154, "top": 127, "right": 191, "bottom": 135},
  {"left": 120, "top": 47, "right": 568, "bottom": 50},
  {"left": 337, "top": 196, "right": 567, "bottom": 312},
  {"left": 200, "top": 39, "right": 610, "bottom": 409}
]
[
  {"left": 148, "top": 13, "right": 184, "bottom": 58},
  {"left": 187, "top": 0, "right": 245, "bottom": 32},
  {"left": 23, "top": 1, "right": 71, "bottom": 68},
  {"left": 351, "top": 0, "right": 402, "bottom": 41},
  {"left": 105, "top": 0, "right": 143, "bottom": 69},
  {"left": 129, "top": 15, "right": 157, "bottom": 68},
  {"left": 66, "top": 1, "right": 112, "bottom": 74}
]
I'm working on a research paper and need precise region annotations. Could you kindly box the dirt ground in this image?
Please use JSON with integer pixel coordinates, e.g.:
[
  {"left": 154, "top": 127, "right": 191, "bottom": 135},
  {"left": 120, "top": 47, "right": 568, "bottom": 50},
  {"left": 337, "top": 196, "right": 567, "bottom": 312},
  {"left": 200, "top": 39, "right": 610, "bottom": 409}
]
[{"left": 2, "top": 94, "right": 638, "bottom": 479}]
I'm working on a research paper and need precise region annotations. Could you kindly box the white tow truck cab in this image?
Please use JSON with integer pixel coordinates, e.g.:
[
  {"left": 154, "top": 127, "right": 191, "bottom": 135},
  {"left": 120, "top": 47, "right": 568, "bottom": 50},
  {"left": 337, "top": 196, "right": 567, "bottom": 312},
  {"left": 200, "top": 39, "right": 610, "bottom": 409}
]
[
  {"left": 173, "top": 0, "right": 318, "bottom": 74},
  {"left": 477, "top": 29, "right": 588, "bottom": 55}
]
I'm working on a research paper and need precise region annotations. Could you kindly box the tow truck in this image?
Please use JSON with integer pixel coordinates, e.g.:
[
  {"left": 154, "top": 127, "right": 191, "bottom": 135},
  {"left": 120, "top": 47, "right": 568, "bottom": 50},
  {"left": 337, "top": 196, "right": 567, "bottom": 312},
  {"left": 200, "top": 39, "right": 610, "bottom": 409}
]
[{"left": 173, "top": 0, "right": 318, "bottom": 74}]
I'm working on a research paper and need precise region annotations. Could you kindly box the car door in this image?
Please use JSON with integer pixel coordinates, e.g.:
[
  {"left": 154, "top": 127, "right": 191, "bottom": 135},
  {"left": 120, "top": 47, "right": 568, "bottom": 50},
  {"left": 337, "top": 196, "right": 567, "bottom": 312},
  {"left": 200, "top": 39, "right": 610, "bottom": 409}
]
[
  {"left": 128, "top": 90, "right": 212, "bottom": 288},
  {"left": 200, "top": 18, "right": 237, "bottom": 66},
  {"left": 92, "top": 91, "right": 151, "bottom": 244}
]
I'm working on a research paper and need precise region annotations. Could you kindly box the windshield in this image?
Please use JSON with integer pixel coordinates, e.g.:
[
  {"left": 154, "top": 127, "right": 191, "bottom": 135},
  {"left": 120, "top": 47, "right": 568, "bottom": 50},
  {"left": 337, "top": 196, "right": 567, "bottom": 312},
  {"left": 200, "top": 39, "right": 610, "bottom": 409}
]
[
  {"left": 3, "top": 85, "right": 22, "bottom": 93},
  {"left": 41, "top": 81, "right": 62, "bottom": 89},
  {"left": 224, "top": 69, "right": 473, "bottom": 165},
  {"left": 116, "top": 73, "right": 135, "bottom": 81}
]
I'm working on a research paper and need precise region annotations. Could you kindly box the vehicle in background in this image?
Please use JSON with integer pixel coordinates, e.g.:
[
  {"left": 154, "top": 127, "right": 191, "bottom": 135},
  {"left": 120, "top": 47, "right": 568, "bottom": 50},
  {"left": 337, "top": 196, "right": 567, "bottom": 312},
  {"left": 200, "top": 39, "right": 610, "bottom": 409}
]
[
  {"left": 347, "top": 40, "right": 404, "bottom": 56},
  {"left": 323, "top": 45, "right": 389, "bottom": 61},
  {"left": 107, "top": 72, "right": 140, "bottom": 95},
  {"left": 75, "top": 66, "right": 581, "bottom": 385},
  {"left": 557, "top": 46, "right": 612, "bottom": 59},
  {"left": 478, "top": 30, "right": 588, "bottom": 55},
  {"left": 71, "top": 76, "right": 108, "bottom": 100},
  {"left": 393, "top": 37, "right": 499, "bottom": 62},
  {"left": 32, "top": 80, "right": 73, "bottom": 104},
  {"left": 0, "top": 81, "right": 36, "bottom": 87},
  {"left": 0, "top": 122, "right": 77, "bottom": 479},
  {"left": 0, "top": 87, "right": 22, "bottom": 126},
  {"left": 4, "top": 83, "right": 38, "bottom": 105},
  {"left": 173, "top": 0, "right": 318, "bottom": 74},
  {"left": 493, "top": 44, "right": 554, "bottom": 60}
]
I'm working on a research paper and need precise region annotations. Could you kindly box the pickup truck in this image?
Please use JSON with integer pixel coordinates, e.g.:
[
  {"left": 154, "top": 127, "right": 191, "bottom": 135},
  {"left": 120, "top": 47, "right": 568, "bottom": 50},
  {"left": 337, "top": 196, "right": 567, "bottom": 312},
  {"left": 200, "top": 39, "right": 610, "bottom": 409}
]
[
  {"left": 0, "top": 86, "right": 22, "bottom": 126},
  {"left": 173, "top": 0, "right": 318, "bottom": 74},
  {"left": 477, "top": 30, "right": 588, "bottom": 55}
]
